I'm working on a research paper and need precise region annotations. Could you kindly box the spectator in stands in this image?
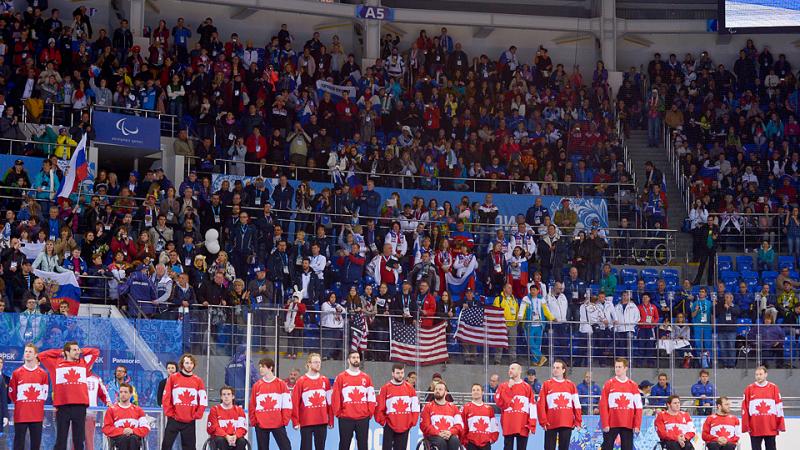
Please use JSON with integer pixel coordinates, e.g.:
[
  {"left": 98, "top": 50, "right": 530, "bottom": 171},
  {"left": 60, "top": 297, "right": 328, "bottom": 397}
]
[
  {"left": 650, "top": 373, "right": 673, "bottom": 408},
  {"left": 107, "top": 365, "right": 139, "bottom": 406},
  {"left": 156, "top": 361, "right": 177, "bottom": 407},
  {"left": 748, "top": 315, "right": 786, "bottom": 368},
  {"left": 320, "top": 291, "right": 344, "bottom": 360},
  {"left": 716, "top": 293, "right": 740, "bottom": 369},
  {"left": 493, "top": 283, "right": 519, "bottom": 364},
  {"left": 691, "top": 370, "right": 715, "bottom": 416},
  {"left": 692, "top": 217, "right": 719, "bottom": 286},
  {"left": 577, "top": 371, "right": 600, "bottom": 415}
]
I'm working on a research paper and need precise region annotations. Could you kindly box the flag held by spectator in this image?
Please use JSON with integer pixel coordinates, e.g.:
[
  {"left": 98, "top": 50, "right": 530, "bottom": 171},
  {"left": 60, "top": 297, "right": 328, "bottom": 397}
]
[
  {"left": 389, "top": 319, "right": 448, "bottom": 366},
  {"left": 454, "top": 305, "right": 509, "bottom": 348},
  {"left": 57, "top": 133, "right": 89, "bottom": 201},
  {"left": 33, "top": 269, "right": 81, "bottom": 315},
  {"left": 350, "top": 313, "right": 369, "bottom": 353}
]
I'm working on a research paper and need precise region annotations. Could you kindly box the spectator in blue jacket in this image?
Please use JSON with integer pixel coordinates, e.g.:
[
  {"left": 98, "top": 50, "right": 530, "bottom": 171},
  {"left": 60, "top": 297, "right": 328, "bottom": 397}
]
[
  {"left": 650, "top": 373, "right": 673, "bottom": 407},
  {"left": 577, "top": 370, "right": 601, "bottom": 415},
  {"left": 118, "top": 264, "right": 157, "bottom": 314},
  {"left": 359, "top": 179, "right": 381, "bottom": 219},
  {"left": 690, "top": 369, "right": 715, "bottom": 416},
  {"left": 336, "top": 243, "right": 366, "bottom": 293}
]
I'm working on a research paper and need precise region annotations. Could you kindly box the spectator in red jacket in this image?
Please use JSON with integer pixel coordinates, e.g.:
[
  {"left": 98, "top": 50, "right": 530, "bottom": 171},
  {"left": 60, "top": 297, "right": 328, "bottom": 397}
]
[
  {"left": 336, "top": 96, "right": 357, "bottom": 139},
  {"left": 418, "top": 280, "right": 438, "bottom": 328},
  {"left": 246, "top": 127, "right": 268, "bottom": 162}
]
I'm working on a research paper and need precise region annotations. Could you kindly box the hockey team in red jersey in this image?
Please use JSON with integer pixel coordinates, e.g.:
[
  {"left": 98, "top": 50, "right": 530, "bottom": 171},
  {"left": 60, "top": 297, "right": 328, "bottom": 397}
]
[
  {"left": 250, "top": 358, "right": 293, "bottom": 450},
  {"left": 292, "top": 353, "right": 333, "bottom": 450},
  {"left": 161, "top": 353, "right": 208, "bottom": 450},
  {"left": 655, "top": 395, "right": 696, "bottom": 450},
  {"left": 6, "top": 341, "right": 794, "bottom": 450},
  {"left": 538, "top": 360, "right": 581, "bottom": 450},
  {"left": 375, "top": 364, "right": 420, "bottom": 450},
  {"left": 9, "top": 343, "right": 49, "bottom": 450},
  {"left": 462, "top": 384, "right": 499, "bottom": 450},
  {"left": 38, "top": 341, "right": 100, "bottom": 450},
  {"left": 102, "top": 383, "right": 150, "bottom": 450},
  {"left": 742, "top": 366, "right": 784, "bottom": 450},
  {"left": 495, "top": 363, "right": 537, "bottom": 450},
  {"left": 420, "top": 381, "right": 464, "bottom": 450},
  {"left": 599, "top": 358, "right": 642, "bottom": 450},
  {"left": 207, "top": 386, "right": 248, "bottom": 450},
  {"left": 702, "top": 396, "right": 740, "bottom": 450},
  {"left": 331, "top": 351, "right": 376, "bottom": 450}
]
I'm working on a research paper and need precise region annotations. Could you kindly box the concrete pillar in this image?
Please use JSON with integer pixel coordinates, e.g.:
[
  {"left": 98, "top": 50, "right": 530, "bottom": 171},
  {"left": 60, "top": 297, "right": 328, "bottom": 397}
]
[
  {"left": 129, "top": 0, "right": 145, "bottom": 38},
  {"left": 599, "top": 0, "right": 617, "bottom": 71},
  {"left": 362, "top": 0, "right": 382, "bottom": 68}
]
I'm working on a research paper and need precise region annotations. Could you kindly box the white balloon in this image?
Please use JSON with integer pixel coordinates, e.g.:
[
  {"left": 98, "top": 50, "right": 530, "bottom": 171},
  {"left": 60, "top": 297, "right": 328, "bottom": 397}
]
[
  {"left": 205, "top": 229, "right": 219, "bottom": 241},
  {"left": 206, "top": 241, "right": 220, "bottom": 254}
]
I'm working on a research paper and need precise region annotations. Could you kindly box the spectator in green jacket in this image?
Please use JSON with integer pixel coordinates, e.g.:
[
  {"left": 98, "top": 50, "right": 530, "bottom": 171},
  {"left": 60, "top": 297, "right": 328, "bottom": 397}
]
[{"left": 600, "top": 263, "right": 617, "bottom": 297}]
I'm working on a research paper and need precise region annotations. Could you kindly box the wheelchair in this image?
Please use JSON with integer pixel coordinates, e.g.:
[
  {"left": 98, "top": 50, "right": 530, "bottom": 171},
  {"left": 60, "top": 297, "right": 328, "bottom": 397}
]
[
  {"left": 416, "top": 437, "right": 465, "bottom": 450},
  {"left": 202, "top": 436, "right": 253, "bottom": 450},
  {"left": 105, "top": 435, "right": 148, "bottom": 450}
]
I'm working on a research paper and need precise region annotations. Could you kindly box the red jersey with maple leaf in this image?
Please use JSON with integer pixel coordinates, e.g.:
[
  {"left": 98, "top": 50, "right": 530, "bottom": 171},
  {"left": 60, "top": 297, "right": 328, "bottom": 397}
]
[
  {"left": 420, "top": 401, "right": 464, "bottom": 438},
  {"left": 461, "top": 401, "right": 500, "bottom": 447},
  {"left": 702, "top": 414, "right": 741, "bottom": 444},
  {"left": 537, "top": 378, "right": 582, "bottom": 429},
  {"left": 8, "top": 365, "right": 49, "bottom": 423},
  {"left": 163, "top": 372, "right": 208, "bottom": 423},
  {"left": 495, "top": 381, "right": 537, "bottom": 436},
  {"left": 38, "top": 347, "right": 100, "bottom": 406},
  {"left": 654, "top": 411, "right": 696, "bottom": 441},
  {"left": 102, "top": 403, "right": 150, "bottom": 438},
  {"left": 599, "top": 377, "right": 642, "bottom": 430},
  {"left": 741, "top": 381, "right": 785, "bottom": 436},
  {"left": 250, "top": 377, "right": 292, "bottom": 429},
  {"left": 207, "top": 404, "right": 248, "bottom": 438},
  {"left": 375, "top": 380, "right": 420, "bottom": 433},
  {"left": 291, "top": 373, "right": 333, "bottom": 427},
  {"left": 332, "top": 370, "right": 376, "bottom": 420}
]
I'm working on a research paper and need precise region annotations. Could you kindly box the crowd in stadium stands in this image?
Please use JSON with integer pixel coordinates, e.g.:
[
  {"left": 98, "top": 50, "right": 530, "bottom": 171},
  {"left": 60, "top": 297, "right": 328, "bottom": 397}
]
[{"left": 0, "top": 6, "right": 798, "bottom": 370}]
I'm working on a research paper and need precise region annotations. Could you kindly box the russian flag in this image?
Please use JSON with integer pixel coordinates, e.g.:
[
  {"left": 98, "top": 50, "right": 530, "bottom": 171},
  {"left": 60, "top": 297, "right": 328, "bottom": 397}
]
[
  {"left": 57, "top": 133, "right": 89, "bottom": 201},
  {"left": 33, "top": 270, "right": 81, "bottom": 315},
  {"left": 446, "top": 253, "right": 478, "bottom": 303}
]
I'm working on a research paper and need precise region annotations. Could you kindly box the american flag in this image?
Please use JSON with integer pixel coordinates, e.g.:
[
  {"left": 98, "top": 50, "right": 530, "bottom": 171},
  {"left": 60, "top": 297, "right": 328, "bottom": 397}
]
[
  {"left": 454, "top": 305, "right": 508, "bottom": 348},
  {"left": 389, "top": 319, "right": 448, "bottom": 365},
  {"left": 350, "top": 313, "right": 369, "bottom": 352}
]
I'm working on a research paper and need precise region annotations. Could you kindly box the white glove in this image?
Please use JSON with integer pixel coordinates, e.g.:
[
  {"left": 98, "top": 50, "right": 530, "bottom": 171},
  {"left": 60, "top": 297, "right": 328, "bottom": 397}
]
[{"left": 3, "top": 417, "right": 7, "bottom": 427}]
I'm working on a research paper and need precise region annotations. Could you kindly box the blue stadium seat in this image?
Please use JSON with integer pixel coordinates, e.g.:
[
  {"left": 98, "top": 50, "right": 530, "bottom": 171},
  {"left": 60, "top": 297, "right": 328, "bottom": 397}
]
[
  {"left": 719, "top": 270, "right": 739, "bottom": 282},
  {"left": 661, "top": 268, "right": 679, "bottom": 282},
  {"left": 737, "top": 318, "right": 752, "bottom": 336},
  {"left": 736, "top": 255, "right": 754, "bottom": 272},
  {"left": 741, "top": 270, "right": 759, "bottom": 282},
  {"left": 778, "top": 256, "right": 794, "bottom": 271},
  {"left": 762, "top": 270, "right": 779, "bottom": 285},
  {"left": 620, "top": 268, "right": 639, "bottom": 285},
  {"left": 717, "top": 256, "right": 733, "bottom": 272}
]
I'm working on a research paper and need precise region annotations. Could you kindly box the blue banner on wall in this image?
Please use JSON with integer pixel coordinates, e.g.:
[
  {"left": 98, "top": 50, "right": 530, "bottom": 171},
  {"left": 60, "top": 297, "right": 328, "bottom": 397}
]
[
  {"left": 211, "top": 175, "right": 609, "bottom": 229},
  {"left": 93, "top": 111, "right": 161, "bottom": 150}
]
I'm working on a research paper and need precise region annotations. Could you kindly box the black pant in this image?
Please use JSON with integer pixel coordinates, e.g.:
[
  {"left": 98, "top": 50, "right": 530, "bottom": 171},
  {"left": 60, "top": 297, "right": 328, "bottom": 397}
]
[
  {"left": 466, "top": 444, "right": 491, "bottom": 450},
  {"left": 601, "top": 428, "right": 633, "bottom": 450},
  {"left": 213, "top": 436, "right": 247, "bottom": 450},
  {"left": 55, "top": 404, "right": 87, "bottom": 450},
  {"left": 544, "top": 427, "right": 573, "bottom": 450},
  {"left": 161, "top": 418, "right": 196, "bottom": 450},
  {"left": 300, "top": 424, "right": 327, "bottom": 450},
  {"left": 750, "top": 436, "right": 777, "bottom": 450},
  {"left": 14, "top": 421, "right": 43, "bottom": 450},
  {"left": 110, "top": 435, "right": 143, "bottom": 450},
  {"left": 706, "top": 443, "right": 737, "bottom": 450},
  {"left": 383, "top": 427, "right": 410, "bottom": 450},
  {"left": 427, "top": 435, "right": 461, "bottom": 450},
  {"left": 503, "top": 434, "right": 528, "bottom": 450},
  {"left": 694, "top": 251, "right": 716, "bottom": 285},
  {"left": 339, "top": 417, "right": 369, "bottom": 450},
  {"left": 255, "top": 426, "right": 291, "bottom": 450},
  {"left": 661, "top": 440, "right": 695, "bottom": 450}
]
